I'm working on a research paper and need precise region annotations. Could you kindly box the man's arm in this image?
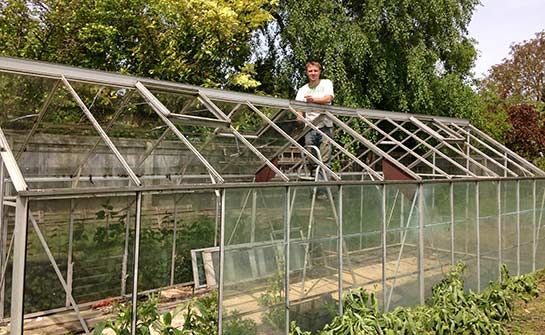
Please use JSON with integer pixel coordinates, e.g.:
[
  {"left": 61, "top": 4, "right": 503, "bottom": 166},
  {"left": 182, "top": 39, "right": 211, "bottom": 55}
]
[{"left": 303, "top": 95, "right": 333, "bottom": 104}]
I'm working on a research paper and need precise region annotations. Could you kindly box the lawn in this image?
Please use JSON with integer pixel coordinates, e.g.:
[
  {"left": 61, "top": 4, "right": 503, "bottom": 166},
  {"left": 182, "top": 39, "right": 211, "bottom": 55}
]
[{"left": 508, "top": 268, "right": 545, "bottom": 334}]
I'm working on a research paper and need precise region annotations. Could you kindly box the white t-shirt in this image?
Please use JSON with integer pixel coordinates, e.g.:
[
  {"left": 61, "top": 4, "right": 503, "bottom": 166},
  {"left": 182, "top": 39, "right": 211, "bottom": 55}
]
[{"left": 296, "top": 79, "right": 334, "bottom": 128}]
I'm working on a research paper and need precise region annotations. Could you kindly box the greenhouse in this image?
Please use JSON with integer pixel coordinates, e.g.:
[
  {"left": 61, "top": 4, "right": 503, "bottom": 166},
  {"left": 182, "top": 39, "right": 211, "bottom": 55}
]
[{"left": 0, "top": 56, "right": 544, "bottom": 335}]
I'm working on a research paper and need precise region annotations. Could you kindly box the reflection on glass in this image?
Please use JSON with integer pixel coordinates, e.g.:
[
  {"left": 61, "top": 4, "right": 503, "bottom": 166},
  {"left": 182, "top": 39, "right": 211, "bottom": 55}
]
[
  {"left": 384, "top": 184, "right": 419, "bottom": 310},
  {"left": 422, "top": 183, "right": 454, "bottom": 299},
  {"left": 222, "top": 188, "right": 286, "bottom": 335},
  {"left": 23, "top": 195, "right": 136, "bottom": 333},
  {"left": 341, "top": 185, "right": 383, "bottom": 308},
  {"left": 453, "top": 182, "right": 478, "bottom": 291},
  {"left": 289, "top": 186, "right": 339, "bottom": 332}
]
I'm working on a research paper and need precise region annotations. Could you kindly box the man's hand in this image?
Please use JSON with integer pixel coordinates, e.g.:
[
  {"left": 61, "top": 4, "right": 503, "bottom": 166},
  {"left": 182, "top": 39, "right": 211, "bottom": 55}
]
[
  {"left": 304, "top": 95, "right": 315, "bottom": 103},
  {"left": 304, "top": 94, "right": 333, "bottom": 105},
  {"left": 296, "top": 111, "right": 305, "bottom": 122}
]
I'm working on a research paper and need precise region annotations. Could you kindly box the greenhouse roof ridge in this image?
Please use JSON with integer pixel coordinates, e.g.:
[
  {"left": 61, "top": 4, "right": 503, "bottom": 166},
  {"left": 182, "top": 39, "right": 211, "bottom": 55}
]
[{"left": 0, "top": 55, "right": 466, "bottom": 124}]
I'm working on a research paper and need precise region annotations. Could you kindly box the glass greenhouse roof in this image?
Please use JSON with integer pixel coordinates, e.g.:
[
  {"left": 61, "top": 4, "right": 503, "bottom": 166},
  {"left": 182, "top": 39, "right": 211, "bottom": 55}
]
[{"left": 0, "top": 56, "right": 543, "bottom": 193}]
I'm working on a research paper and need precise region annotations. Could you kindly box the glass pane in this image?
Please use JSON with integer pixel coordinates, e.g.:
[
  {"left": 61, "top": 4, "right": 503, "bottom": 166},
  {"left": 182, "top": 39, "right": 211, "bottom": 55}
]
[
  {"left": 384, "top": 184, "right": 419, "bottom": 310},
  {"left": 222, "top": 187, "right": 286, "bottom": 335},
  {"left": 137, "top": 191, "right": 217, "bottom": 292},
  {"left": 535, "top": 180, "right": 545, "bottom": 270},
  {"left": 422, "top": 183, "right": 454, "bottom": 299},
  {"left": 519, "top": 180, "right": 534, "bottom": 274},
  {"left": 478, "top": 181, "right": 500, "bottom": 290},
  {"left": 341, "top": 185, "right": 383, "bottom": 307},
  {"left": 289, "top": 186, "right": 339, "bottom": 332},
  {"left": 501, "top": 181, "right": 518, "bottom": 275},
  {"left": 24, "top": 195, "right": 136, "bottom": 333},
  {"left": 453, "top": 182, "right": 478, "bottom": 292},
  {"left": 2, "top": 204, "right": 15, "bottom": 318}
]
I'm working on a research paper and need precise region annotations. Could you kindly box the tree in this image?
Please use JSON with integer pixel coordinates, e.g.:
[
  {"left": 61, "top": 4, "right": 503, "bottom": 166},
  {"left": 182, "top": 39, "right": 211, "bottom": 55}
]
[
  {"left": 481, "top": 31, "right": 545, "bottom": 103},
  {"left": 0, "top": 0, "right": 276, "bottom": 88},
  {"left": 504, "top": 103, "right": 545, "bottom": 161},
  {"left": 254, "top": 0, "right": 482, "bottom": 121}
]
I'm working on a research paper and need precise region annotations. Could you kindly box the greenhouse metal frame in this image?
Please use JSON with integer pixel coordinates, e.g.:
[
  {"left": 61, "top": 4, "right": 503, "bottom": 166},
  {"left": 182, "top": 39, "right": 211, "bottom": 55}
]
[{"left": 0, "top": 56, "right": 544, "bottom": 334}]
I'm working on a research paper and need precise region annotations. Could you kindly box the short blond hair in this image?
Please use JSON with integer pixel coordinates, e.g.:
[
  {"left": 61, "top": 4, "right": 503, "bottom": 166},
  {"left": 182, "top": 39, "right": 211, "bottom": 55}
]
[{"left": 306, "top": 61, "right": 322, "bottom": 70}]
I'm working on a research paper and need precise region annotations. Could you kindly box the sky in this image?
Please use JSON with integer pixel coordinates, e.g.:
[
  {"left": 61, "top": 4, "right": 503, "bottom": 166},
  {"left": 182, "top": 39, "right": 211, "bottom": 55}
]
[{"left": 468, "top": 0, "right": 545, "bottom": 78}]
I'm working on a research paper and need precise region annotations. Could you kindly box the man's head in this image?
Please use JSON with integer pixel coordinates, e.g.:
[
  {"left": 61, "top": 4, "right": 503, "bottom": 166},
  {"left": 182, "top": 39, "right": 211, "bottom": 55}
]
[{"left": 305, "top": 61, "right": 322, "bottom": 84}]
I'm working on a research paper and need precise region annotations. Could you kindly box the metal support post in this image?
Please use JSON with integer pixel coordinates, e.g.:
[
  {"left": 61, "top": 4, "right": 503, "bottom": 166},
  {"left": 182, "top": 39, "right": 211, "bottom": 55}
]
[
  {"left": 284, "top": 187, "right": 291, "bottom": 335},
  {"left": 121, "top": 201, "right": 131, "bottom": 296},
  {"left": 29, "top": 213, "right": 89, "bottom": 334},
  {"left": 381, "top": 185, "right": 387, "bottom": 310},
  {"left": 248, "top": 190, "right": 258, "bottom": 277},
  {"left": 516, "top": 180, "right": 521, "bottom": 275},
  {"left": 170, "top": 195, "right": 178, "bottom": 286},
  {"left": 465, "top": 183, "right": 469, "bottom": 255},
  {"left": 533, "top": 180, "right": 536, "bottom": 272},
  {"left": 400, "top": 191, "right": 405, "bottom": 256},
  {"left": 0, "top": 158, "right": 5, "bottom": 319},
  {"left": 130, "top": 192, "right": 142, "bottom": 335},
  {"left": 450, "top": 182, "right": 454, "bottom": 265},
  {"left": 360, "top": 183, "right": 364, "bottom": 250},
  {"left": 476, "top": 182, "right": 481, "bottom": 292},
  {"left": 10, "top": 196, "right": 29, "bottom": 335},
  {"left": 338, "top": 185, "right": 343, "bottom": 316},
  {"left": 497, "top": 181, "right": 502, "bottom": 278},
  {"left": 418, "top": 184, "right": 425, "bottom": 304},
  {"left": 218, "top": 190, "right": 226, "bottom": 335},
  {"left": 466, "top": 130, "right": 470, "bottom": 173},
  {"left": 66, "top": 199, "right": 75, "bottom": 308},
  {"left": 215, "top": 191, "right": 221, "bottom": 246}
]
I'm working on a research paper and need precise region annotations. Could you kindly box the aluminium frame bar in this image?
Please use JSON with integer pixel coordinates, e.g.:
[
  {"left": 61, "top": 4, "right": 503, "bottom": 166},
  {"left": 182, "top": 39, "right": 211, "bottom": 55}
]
[
  {"left": 135, "top": 82, "right": 224, "bottom": 184},
  {"left": 130, "top": 192, "right": 143, "bottom": 335},
  {"left": 28, "top": 212, "right": 90, "bottom": 334},
  {"left": 9, "top": 196, "right": 28, "bottom": 335},
  {"left": 228, "top": 126, "right": 290, "bottom": 182},
  {"left": 284, "top": 186, "right": 290, "bottom": 334},
  {"left": 467, "top": 124, "right": 545, "bottom": 176},
  {"left": 0, "top": 56, "right": 469, "bottom": 127},
  {"left": 0, "top": 158, "right": 4, "bottom": 319},
  {"left": 71, "top": 90, "right": 136, "bottom": 187},
  {"left": 15, "top": 80, "right": 61, "bottom": 160},
  {"left": 359, "top": 115, "right": 451, "bottom": 178},
  {"left": 448, "top": 123, "right": 533, "bottom": 176},
  {"left": 247, "top": 102, "right": 341, "bottom": 181},
  {"left": 357, "top": 123, "right": 426, "bottom": 175},
  {"left": 0, "top": 127, "right": 27, "bottom": 192},
  {"left": 476, "top": 181, "right": 481, "bottom": 292},
  {"left": 184, "top": 94, "right": 290, "bottom": 181},
  {"left": 288, "top": 107, "right": 383, "bottom": 180},
  {"left": 410, "top": 117, "right": 499, "bottom": 178},
  {"left": 431, "top": 119, "right": 465, "bottom": 140},
  {"left": 61, "top": 76, "right": 142, "bottom": 186},
  {"left": 384, "top": 118, "right": 477, "bottom": 178},
  {"left": 324, "top": 111, "right": 421, "bottom": 181}
]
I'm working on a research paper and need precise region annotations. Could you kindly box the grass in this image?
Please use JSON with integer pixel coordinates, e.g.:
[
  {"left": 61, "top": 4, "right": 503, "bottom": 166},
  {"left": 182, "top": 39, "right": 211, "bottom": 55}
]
[{"left": 507, "top": 267, "right": 545, "bottom": 334}]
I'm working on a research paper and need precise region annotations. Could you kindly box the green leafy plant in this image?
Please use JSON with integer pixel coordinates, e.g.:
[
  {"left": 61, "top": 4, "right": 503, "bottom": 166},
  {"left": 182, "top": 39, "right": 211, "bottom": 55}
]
[
  {"left": 289, "top": 262, "right": 539, "bottom": 335},
  {"left": 258, "top": 271, "right": 285, "bottom": 331},
  {"left": 92, "top": 295, "right": 160, "bottom": 335}
]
